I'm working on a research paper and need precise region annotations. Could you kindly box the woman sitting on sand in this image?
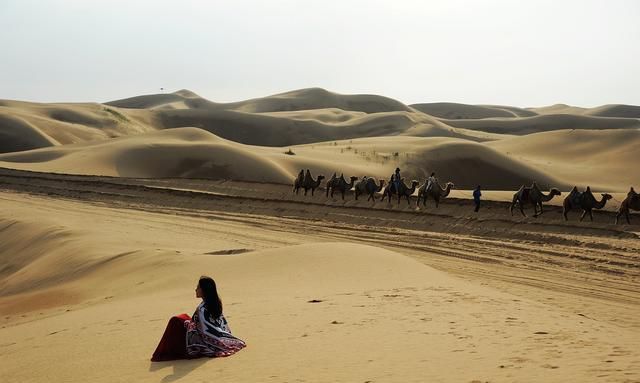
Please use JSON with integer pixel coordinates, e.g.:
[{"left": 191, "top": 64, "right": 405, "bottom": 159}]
[{"left": 151, "top": 276, "right": 246, "bottom": 361}]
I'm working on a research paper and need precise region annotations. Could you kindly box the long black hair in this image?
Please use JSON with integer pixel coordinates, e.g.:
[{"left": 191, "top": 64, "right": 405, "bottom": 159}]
[{"left": 199, "top": 276, "right": 223, "bottom": 318}]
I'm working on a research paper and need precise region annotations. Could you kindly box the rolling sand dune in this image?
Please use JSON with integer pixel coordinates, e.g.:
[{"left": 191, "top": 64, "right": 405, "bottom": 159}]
[
  {"left": 108, "top": 87, "right": 413, "bottom": 114},
  {"left": 156, "top": 107, "right": 503, "bottom": 146},
  {"left": 0, "top": 99, "right": 154, "bottom": 152},
  {"left": 0, "top": 192, "right": 638, "bottom": 382},
  {"left": 229, "top": 87, "right": 413, "bottom": 113},
  {"left": 0, "top": 128, "right": 293, "bottom": 182},
  {"left": 0, "top": 130, "right": 567, "bottom": 190},
  {"left": 528, "top": 103, "right": 588, "bottom": 115},
  {"left": 1, "top": 90, "right": 503, "bottom": 151},
  {"left": 481, "top": 105, "right": 539, "bottom": 118},
  {"left": 488, "top": 128, "right": 640, "bottom": 191},
  {"left": 1, "top": 88, "right": 640, "bottom": 381},
  {"left": 443, "top": 113, "right": 640, "bottom": 135},
  {"left": 294, "top": 136, "right": 564, "bottom": 190},
  {"left": 585, "top": 104, "right": 640, "bottom": 118},
  {"left": 411, "top": 102, "right": 523, "bottom": 119},
  {"left": 105, "top": 89, "right": 217, "bottom": 110},
  {"left": 0, "top": 114, "right": 58, "bottom": 153},
  {"left": 531, "top": 103, "right": 640, "bottom": 119}
]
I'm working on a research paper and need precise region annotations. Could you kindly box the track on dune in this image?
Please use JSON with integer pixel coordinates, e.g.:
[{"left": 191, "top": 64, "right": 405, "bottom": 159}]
[{"left": 1, "top": 167, "right": 639, "bottom": 328}]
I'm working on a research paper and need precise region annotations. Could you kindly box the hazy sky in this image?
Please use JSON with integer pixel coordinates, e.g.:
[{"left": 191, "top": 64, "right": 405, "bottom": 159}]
[{"left": 1, "top": 0, "right": 639, "bottom": 107}]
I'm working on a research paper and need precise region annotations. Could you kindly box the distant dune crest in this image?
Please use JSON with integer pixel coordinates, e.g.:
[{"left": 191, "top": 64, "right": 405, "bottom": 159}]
[{"left": 1, "top": 88, "right": 638, "bottom": 191}]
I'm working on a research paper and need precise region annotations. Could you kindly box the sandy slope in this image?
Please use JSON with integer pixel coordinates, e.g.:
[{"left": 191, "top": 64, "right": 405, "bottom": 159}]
[
  {"left": 2, "top": 89, "right": 637, "bottom": 193},
  {"left": 442, "top": 114, "right": 640, "bottom": 135},
  {"left": 530, "top": 103, "right": 640, "bottom": 118},
  {"left": 108, "top": 87, "right": 413, "bottom": 114},
  {"left": 0, "top": 128, "right": 567, "bottom": 190},
  {"left": 411, "top": 102, "right": 527, "bottom": 119},
  {"left": 0, "top": 99, "right": 154, "bottom": 152},
  {"left": 1, "top": 89, "right": 502, "bottom": 151},
  {"left": 0, "top": 191, "right": 638, "bottom": 383},
  {"left": 488, "top": 129, "right": 640, "bottom": 191}
]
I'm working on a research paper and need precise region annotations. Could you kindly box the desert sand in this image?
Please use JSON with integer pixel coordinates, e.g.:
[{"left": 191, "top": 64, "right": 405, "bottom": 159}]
[{"left": 1, "top": 89, "right": 639, "bottom": 382}]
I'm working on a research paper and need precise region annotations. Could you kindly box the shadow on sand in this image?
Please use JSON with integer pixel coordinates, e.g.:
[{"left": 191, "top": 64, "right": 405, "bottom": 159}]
[{"left": 149, "top": 358, "right": 208, "bottom": 383}]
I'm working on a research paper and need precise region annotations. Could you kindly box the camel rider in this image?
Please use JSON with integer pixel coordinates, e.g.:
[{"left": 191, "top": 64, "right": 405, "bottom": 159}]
[
  {"left": 394, "top": 168, "right": 401, "bottom": 193},
  {"left": 426, "top": 172, "right": 437, "bottom": 192},
  {"left": 473, "top": 185, "right": 482, "bottom": 212}
]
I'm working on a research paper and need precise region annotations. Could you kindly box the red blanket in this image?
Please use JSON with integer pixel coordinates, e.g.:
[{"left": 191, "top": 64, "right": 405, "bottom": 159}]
[{"left": 151, "top": 314, "right": 195, "bottom": 362}]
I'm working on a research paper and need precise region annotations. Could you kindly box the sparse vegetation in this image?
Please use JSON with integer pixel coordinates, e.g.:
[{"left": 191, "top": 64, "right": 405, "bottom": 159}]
[{"left": 103, "top": 107, "right": 129, "bottom": 122}]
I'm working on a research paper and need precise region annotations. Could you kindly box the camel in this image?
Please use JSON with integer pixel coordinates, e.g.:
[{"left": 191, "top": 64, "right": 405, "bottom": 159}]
[
  {"left": 354, "top": 177, "right": 385, "bottom": 201},
  {"left": 510, "top": 182, "right": 562, "bottom": 217},
  {"left": 326, "top": 173, "right": 358, "bottom": 200},
  {"left": 562, "top": 186, "right": 612, "bottom": 221},
  {"left": 382, "top": 178, "right": 419, "bottom": 205},
  {"left": 615, "top": 187, "right": 640, "bottom": 224},
  {"left": 416, "top": 180, "right": 454, "bottom": 208},
  {"left": 294, "top": 169, "right": 324, "bottom": 196}
]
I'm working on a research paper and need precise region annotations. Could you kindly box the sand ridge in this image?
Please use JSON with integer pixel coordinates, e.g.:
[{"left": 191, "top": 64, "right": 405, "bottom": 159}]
[
  {"left": 2, "top": 88, "right": 638, "bottom": 192},
  {"left": 1, "top": 88, "right": 639, "bottom": 382},
  {"left": 0, "top": 191, "right": 638, "bottom": 382}
]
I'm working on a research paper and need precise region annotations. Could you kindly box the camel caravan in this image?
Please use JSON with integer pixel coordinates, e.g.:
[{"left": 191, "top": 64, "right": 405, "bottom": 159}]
[
  {"left": 292, "top": 169, "right": 638, "bottom": 224},
  {"left": 294, "top": 168, "right": 454, "bottom": 207}
]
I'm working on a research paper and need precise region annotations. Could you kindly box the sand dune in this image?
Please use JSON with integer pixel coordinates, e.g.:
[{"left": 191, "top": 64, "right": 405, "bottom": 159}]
[
  {"left": 294, "top": 136, "right": 564, "bottom": 190},
  {"left": 0, "top": 114, "right": 58, "bottom": 153},
  {"left": 531, "top": 103, "right": 640, "bottom": 118},
  {"left": 229, "top": 87, "right": 413, "bottom": 113},
  {"left": 1, "top": 91, "right": 502, "bottom": 152},
  {"left": 1, "top": 191, "right": 638, "bottom": 382},
  {"left": 0, "top": 99, "right": 154, "bottom": 152},
  {"left": 584, "top": 104, "right": 640, "bottom": 118},
  {"left": 0, "top": 129, "right": 567, "bottom": 190},
  {"left": 443, "top": 113, "right": 640, "bottom": 135},
  {"left": 0, "top": 128, "right": 293, "bottom": 182},
  {"left": 411, "top": 102, "right": 524, "bottom": 119},
  {"left": 3, "top": 85, "right": 640, "bottom": 383},
  {"left": 108, "top": 87, "right": 413, "bottom": 114},
  {"left": 528, "top": 103, "right": 588, "bottom": 115},
  {"left": 156, "top": 107, "right": 503, "bottom": 147},
  {"left": 482, "top": 104, "right": 539, "bottom": 117},
  {"left": 105, "top": 89, "right": 218, "bottom": 110},
  {"left": 1, "top": 89, "right": 638, "bottom": 191},
  {"left": 488, "top": 128, "right": 640, "bottom": 191}
]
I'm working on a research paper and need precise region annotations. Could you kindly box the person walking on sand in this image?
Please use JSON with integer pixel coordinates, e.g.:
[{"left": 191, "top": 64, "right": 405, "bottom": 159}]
[
  {"left": 151, "top": 276, "right": 246, "bottom": 361},
  {"left": 394, "top": 167, "right": 401, "bottom": 193},
  {"left": 473, "top": 185, "right": 482, "bottom": 212}
]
